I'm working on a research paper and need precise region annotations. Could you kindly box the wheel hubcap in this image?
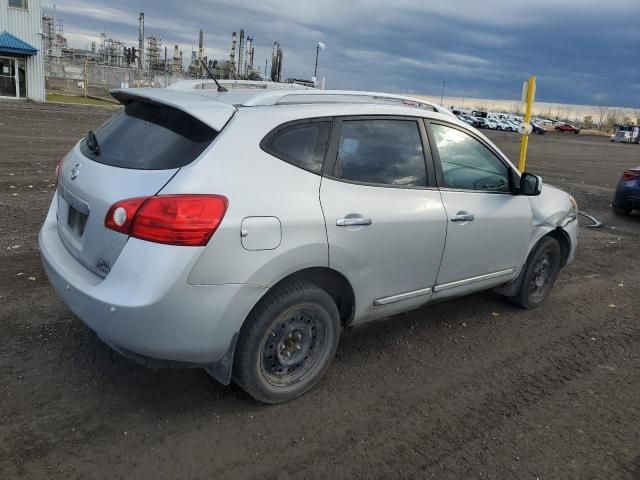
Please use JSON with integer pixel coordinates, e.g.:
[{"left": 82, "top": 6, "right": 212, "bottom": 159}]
[{"left": 260, "top": 306, "right": 326, "bottom": 387}]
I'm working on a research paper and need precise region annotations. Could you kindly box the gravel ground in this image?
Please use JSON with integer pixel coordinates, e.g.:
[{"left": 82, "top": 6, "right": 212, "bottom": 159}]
[{"left": 1, "top": 100, "right": 639, "bottom": 479}]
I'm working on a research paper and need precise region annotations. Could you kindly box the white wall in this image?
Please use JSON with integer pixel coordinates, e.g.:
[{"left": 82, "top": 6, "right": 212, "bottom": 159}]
[{"left": 0, "top": 0, "right": 45, "bottom": 101}]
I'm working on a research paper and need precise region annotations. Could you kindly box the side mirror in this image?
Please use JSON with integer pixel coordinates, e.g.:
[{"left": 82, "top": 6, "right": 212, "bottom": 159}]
[{"left": 520, "top": 172, "right": 542, "bottom": 196}]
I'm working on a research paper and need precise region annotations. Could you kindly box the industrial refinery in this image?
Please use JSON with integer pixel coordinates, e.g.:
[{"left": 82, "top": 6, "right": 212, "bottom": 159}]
[{"left": 42, "top": 9, "right": 289, "bottom": 88}]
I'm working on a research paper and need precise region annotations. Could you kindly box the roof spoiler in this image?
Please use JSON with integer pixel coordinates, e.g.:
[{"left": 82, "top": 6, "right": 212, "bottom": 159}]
[{"left": 110, "top": 88, "right": 237, "bottom": 131}]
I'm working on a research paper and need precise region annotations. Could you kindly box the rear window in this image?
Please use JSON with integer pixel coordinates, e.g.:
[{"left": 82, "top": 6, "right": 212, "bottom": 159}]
[
  {"left": 80, "top": 100, "right": 218, "bottom": 170},
  {"left": 261, "top": 121, "right": 330, "bottom": 174}
]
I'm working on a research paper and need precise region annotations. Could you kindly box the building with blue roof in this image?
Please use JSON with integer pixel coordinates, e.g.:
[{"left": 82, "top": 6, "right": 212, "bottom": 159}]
[{"left": 0, "top": 0, "right": 44, "bottom": 101}]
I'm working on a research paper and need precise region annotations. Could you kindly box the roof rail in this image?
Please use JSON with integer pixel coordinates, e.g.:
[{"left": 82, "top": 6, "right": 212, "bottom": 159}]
[
  {"left": 166, "top": 81, "right": 454, "bottom": 116},
  {"left": 239, "top": 89, "right": 454, "bottom": 116},
  {"left": 168, "top": 79, "right": 311, "bottom": 91}
]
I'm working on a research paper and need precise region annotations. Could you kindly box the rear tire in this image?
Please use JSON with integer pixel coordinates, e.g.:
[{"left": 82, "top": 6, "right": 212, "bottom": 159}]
[
  {"left": 233, "top": 280, "right": 340, "bottom": 403},
  {"left": 508, "top": 237, "right": 562, "bottom": 309}
]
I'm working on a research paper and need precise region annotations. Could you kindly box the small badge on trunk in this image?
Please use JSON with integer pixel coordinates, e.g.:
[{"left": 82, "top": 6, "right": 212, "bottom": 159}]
[
  {"left": 96, "top": 257, "right": 111, "bottom": 274},
  {"left": 70, "top": 163, "right": 81, "bottom": 180}
]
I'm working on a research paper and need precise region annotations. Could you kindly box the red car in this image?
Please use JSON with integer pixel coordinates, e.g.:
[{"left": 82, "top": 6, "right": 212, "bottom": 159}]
[{"left": 555, "top": 123, "right": 581, "bottom": 134}]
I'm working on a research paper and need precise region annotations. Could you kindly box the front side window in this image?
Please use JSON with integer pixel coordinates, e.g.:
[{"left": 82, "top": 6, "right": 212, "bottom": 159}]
[
  {"left": 9, "top": 0, "right": 28, "bottom": 9},
  {"left": 262, "top": 121, "right": 330, "bottom": 174},
  {"left": 334, "top": 119, "right": 426, "bottom": 187},
  {"left": 431, "top": 124, "right": 511, "bottom": 192}
]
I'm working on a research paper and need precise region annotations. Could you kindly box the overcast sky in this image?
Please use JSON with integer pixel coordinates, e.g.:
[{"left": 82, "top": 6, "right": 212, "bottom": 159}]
[{"left": 43, "top": 0, "right": 640, "bottom": 108}]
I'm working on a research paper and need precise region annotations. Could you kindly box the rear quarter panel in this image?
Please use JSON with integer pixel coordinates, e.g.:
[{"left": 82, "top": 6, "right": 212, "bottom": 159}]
[{"left": 159, "top": 108, "right": 330, "bottom": 287}]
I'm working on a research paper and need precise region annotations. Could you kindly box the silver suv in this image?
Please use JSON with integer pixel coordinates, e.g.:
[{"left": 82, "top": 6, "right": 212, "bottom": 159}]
[{"left": 40, "top": 83, "right": 578, "bottom": 403}]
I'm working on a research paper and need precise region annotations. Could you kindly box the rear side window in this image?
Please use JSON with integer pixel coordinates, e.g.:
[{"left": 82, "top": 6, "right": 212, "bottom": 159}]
[
  {"left": 261, "top": 121, "right": 330, "bottom": 174},
  {"left": 80, "top": 100, "right": 217, "bottom": 170},
  {"left": 334, "top": 119, "right": 427, "bottom": 187}
]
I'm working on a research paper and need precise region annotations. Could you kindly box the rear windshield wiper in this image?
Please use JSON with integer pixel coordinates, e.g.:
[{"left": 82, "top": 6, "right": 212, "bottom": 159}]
[{"left": 86, "top": 130, "right": 100, "bottom": 155}]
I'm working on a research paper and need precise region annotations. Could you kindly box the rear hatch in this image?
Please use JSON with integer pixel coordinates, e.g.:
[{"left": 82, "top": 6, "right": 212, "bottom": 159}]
[{"left": 56, "top": 91, "right": 235, "bottom": 277}]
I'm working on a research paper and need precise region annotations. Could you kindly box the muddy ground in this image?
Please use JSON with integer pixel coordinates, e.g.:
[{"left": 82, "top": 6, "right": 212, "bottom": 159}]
[{"left": 1, "top": 100, "right": 639, "bottom": 479}]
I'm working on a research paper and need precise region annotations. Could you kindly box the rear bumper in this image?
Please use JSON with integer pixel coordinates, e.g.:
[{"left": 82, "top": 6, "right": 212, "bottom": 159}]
[{"left": 39, "top": 197, "right": 266, "bottom": 364}]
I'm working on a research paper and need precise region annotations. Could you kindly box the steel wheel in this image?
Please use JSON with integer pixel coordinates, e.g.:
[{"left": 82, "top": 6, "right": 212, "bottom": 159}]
[
  {"left": 233, "top": 280, "right": 340, "bottom": 403},
  {"left": 529, "top": 252, "right": 553, "bottom": 303},
  {"left": 260, "top": 304, "right": 327, "bottom": 387},
  {"left": 508, "top": 236, "right": 562, "bottom": 309}
]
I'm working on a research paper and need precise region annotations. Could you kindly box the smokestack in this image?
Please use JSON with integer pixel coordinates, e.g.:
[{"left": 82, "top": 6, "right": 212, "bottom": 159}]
[
  {"left": 244, "top": 36, "right": 253, "bottom": 76},
  {"left": 243, "top": 37, "right": 249, "bottom": 77},
  {"left": 237, "top": 29, "right": 245, "bottom": 78},
  {"left": 271, "top": 41, "right": 283, "bottom": 82},
  {"left": 277, "top": 47, "right": 283, "bottom": 82},
  {"left": 138, "top": 12, "right": 144, "bottom": 69},
  {"left": 229, "top": 31, "right": 237, "bottom": 79}
]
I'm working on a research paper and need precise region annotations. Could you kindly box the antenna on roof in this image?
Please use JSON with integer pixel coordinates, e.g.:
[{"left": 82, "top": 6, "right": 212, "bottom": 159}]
[{"left": 200, "top": 59, "right": 227, "bottom": 92}]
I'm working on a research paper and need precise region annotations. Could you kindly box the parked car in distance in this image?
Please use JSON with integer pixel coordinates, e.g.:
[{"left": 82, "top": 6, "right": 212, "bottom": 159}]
[
  {"left": 39, "top": 85, "right": 579, "bottom": 403},
  {"left": 611, "top": 124, "right": 640, "bottom": 143},
  {"left": 531, "top": 122, "right": 546, "bottom": 135},
  {"left": 555, "top": 123, "right": 580, "bottom": 134},
  {"left": 499, "top": 119, "right": 516, "bottom": 132},
  {"left": 457, "top": 114, "right": 481, "bottom": 128},
  {"left": 474, "top": 117, "right": 496, "bottom": 129},
  {"left": 494, "top": 119, "right": 509, "bottom": 131},
  {"left": 612, "top": 168, "right": 640, "bottom": 215}
]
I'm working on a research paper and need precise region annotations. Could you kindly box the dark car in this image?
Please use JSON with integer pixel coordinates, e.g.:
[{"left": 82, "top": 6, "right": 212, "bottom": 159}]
[
  {"left": 531, "top": 122, "right": 546, "bottom": 135},
  {"left": 612, "top": 168, "right": 640, "bottom": 215},
  {"left": 555, "top": 123, "right": 580, "bottom": 134}
]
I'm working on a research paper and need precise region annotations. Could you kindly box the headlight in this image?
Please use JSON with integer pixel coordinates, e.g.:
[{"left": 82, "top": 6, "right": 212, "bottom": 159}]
[{"left": 569, "top": 195, "right": 578, "bottom": 214}]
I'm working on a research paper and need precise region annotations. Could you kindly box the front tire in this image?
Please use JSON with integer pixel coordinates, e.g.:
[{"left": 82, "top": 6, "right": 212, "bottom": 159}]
[
  {"left": 233, "top": 280, "right": 340, "bottom": 403},
  {"left": 509, "top": 237, "right": 562, "bottom": 309}
]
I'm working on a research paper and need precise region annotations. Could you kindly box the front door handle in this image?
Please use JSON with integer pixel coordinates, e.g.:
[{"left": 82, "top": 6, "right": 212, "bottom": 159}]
[
  {"left": 451, "top": 212, "right": 474, "bottom": 222},
  {"left": 336, "top": 217, "right": 373, "bottom": 227}
]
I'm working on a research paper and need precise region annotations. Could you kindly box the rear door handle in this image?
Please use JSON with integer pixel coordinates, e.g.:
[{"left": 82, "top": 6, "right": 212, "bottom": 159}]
[
  {"left": 336, "top": 217, "right": 372, "bottom": 227},
  {"left": 451, "top": 212, "right": 474, "bottom": 222}
]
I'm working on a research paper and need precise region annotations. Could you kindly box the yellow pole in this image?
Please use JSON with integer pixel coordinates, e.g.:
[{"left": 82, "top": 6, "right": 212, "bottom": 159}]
[{"left": 518, "top": 75, "right": 536, "bottom": 172}]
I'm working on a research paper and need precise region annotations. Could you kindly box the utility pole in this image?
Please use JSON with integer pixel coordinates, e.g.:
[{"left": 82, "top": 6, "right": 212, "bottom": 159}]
[
  {"left": 314, "top": 44, "right": 319, "bottom": 78},
  {"left": 518, "top": 76, "right": 537, "bottom": 172},
  {"left": 440, "top": 81, "right": 446, "bottom": 105},
  {"left": 314, "top": 42, "right": 325, "bottom": 81}
]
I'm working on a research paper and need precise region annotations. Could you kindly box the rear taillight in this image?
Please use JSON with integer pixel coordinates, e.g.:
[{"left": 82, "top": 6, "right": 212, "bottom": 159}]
[
  {"left": 105, "top": 197, "right": 148, "bottom": 233},
  {"left": 54, "top": 156, "right": 64, "bottom": 183},
  {"left": 622, "top": 170, "right": 640, "bottom": 181},
  {"left": 105, "top": 195, "right": 228, "bottom": 246}
]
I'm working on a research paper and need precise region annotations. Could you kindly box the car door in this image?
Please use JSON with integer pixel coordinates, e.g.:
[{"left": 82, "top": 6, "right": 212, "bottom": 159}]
[
  {"left": 426, "top": 121, "right": 533, "bottom": 298},
  {"left": 320, "top": 116, "right": 447, "bottom": 323}
]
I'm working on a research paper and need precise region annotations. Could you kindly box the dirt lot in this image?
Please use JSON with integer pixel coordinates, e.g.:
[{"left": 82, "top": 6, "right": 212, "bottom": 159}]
[{"left": 1, "top": 100, "right": 639, "bottom": 479}]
